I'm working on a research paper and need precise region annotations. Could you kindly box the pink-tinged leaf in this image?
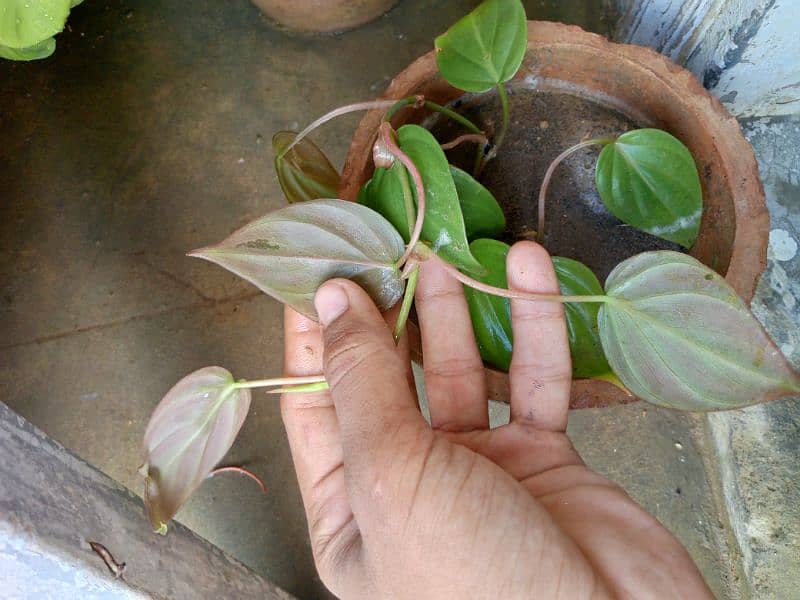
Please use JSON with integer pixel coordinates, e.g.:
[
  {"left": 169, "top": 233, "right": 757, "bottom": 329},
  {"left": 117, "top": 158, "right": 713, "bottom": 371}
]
[
  {"left": 189, "top": 199, "right": 406, "bottom": 320},
  {"left": 273, "top": 131, "right": 340, "bottom": 204},
  {"left": 599, "top": 251, "right": 800, "bottom": 411},
  {"left": 140, "top": 367, "right": 250, "bottom": 533}
]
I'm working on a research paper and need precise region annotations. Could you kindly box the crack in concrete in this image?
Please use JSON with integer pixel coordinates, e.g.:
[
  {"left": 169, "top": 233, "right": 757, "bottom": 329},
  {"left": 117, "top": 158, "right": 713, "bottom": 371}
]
[{"left": 0, "top": 291, "right": 262, "bottom": 352}]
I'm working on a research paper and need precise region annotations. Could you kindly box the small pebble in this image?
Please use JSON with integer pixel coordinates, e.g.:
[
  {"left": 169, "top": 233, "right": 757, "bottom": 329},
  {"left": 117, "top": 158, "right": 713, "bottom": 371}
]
[{"left": 674, "top": 441, "right": 683, "bottom": 450}]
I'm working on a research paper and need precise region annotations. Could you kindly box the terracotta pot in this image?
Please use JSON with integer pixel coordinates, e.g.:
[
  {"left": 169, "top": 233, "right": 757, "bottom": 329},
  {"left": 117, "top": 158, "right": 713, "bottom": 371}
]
[
  {"left": 340, "top": 21, "right": 769, "bottom": 409},
  {"left": 251, "top": 0, "right": 398, "bottom": 34}
]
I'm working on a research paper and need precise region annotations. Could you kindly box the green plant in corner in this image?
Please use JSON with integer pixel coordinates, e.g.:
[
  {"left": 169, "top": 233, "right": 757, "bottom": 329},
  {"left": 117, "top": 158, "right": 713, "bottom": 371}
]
[
  {"left": 138, "top": 0, "right": 800, "bottom": 534},
  {"left": 0, "top": 0, "right": 84, "bottom": 61}
]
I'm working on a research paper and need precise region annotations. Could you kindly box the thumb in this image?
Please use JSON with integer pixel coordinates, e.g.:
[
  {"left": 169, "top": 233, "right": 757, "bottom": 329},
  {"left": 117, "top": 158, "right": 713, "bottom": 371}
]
[{"left": 314, "top": 279, "right": 425, "bottom": 505}]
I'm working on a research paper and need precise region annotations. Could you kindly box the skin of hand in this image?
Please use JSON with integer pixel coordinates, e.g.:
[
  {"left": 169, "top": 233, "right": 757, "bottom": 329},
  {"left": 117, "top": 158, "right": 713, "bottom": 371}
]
[{"left": 281, "top": 241, "right": 713, "bottom": 600}]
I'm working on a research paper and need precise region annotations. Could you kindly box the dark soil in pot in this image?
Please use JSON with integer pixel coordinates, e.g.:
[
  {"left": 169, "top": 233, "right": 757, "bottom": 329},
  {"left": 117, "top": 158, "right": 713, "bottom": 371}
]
[{"left": 427, "top": 84, "right": 682, "bottom": 282}]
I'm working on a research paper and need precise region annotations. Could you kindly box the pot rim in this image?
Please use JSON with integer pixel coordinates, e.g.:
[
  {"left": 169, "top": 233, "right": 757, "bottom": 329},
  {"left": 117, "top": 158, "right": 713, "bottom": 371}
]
[{"left": 339, "top": 20, "right": 769, "bottom": 409}]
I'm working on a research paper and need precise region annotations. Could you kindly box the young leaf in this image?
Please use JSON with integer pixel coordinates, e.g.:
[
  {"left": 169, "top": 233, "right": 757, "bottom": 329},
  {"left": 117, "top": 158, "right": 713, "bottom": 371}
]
[
  {"left": 0, "top": 38, "right": 56, "bottom": 61},
  {"left": 397, "top": 125, "right": 484, "bottom": 274},
  {"left": 357, "top": 162, "right": 411, "bottom": 242},
  {"left": 450, "top": 166, "right": 506, "bottom": 241},
  {"left": 190, "top": 199, "right": 406, "bottom": 320},
  {"left": 273, "top": 131, "right": 340, "bottom": 204},
  {"left": 0, "top": 0, "right": 71, "bottom": 49},
  {"left": 595, "top": 129, "right": 702, "bottom": 248},
  {"left": 551, "top": 257, "right": 613, "bottom": 379},
  {"left": 463, "top": 239, "right": 513, "bottom": 371},
  {"left": 464, "top": 240, "right": 612, "bottom": 377},
  {"left": 598, "top": 251, "right": 800, "bottom": 411},
  {"left": 140, "top": 367, "right": 251, "bottom": 533},
  {"left": 434, "top": 0, "right": 527, "bottom": 93}
]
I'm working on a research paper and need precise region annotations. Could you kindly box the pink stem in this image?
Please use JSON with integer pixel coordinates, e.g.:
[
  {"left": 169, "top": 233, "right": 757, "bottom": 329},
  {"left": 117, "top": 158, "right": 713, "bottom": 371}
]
[
  {"left": 440, "top": 133, "right": 487, "bottom": 151},
  {"left": 281, "top": 100, "right": 397, "bottom": 158},
  {"left": 208, "top": 466, "right": 267, "bottom": 493},
  {"left": 537, "top": 138, "right": 611, "bottom": 242},
  {"left": 413, "top": 249, "right": 608, "bottom": 304},
  {"left": 379, "top": 122, "right": 426, "bottom": 267}
]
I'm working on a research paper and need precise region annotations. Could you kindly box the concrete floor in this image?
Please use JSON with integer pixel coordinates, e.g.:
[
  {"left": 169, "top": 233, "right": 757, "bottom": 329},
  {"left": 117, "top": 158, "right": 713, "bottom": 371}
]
[{"left": 1, "top": 1, "right": 796, "bottom": 599}]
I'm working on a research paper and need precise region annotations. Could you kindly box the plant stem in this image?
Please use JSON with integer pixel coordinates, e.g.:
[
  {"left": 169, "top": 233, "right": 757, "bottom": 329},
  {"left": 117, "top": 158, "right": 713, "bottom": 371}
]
[
  {"left": 414, "top": 246, "right": 609, "bottom": 304},
  {"left": 393, "top": 264, "right": 419, "bottom": 342},
  {"left": 440, "top": 133, "right": 488, "bottom": 151},
  {"left": 208, "top": 466, "right": 267, "bottom": 493},
  {"left": 473, "top": 83, "right": 510, "bottom": 177},
  {"left": 233, "top": 375, "right": 327, "bottom": 389},
  {"left": 537, "top": 137, "right": 614, "bottom": 242},
  {"left": 381, "top": 96, "right": 482, "bottom": 134},
  {"left": 398, "top": 162, "right": 416, "bottom": 239},
  {"left": 279, "top": 100, "right": 398, "bottom": 159},
  {"left": 267, "top": 381, "right": 330, "bottom": 394},
  {"left": 379, "top": 123, "right": 426, "bottom": 267},
  {"left": 494, "top": 83, "right": 510, "bottom": 156}
]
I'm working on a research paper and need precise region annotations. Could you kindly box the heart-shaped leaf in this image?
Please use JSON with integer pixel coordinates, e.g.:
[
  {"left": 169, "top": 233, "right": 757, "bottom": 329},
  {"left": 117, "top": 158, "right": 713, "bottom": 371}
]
[
  {"left": 357, "top": 162, "right": 411, "bottom": 242},
  {"left": 397, "top": 125, "right": 484, "bottom": 274},
  {"left": 450, "top": 166, "right": 506, "bottom": 240},
  {"left": 0, "top": 38, "right": 56, "bottom": 61},
  {"left": 273, "top": 131, "right": 340, "bottom": 204},
  {"left": 140, "top": 367, "right": 251, "bottom": 533},
  {"left": 599, "top": 251, "right": 800, "bottom": 410},
  {"left": 434, "top": 0, "right": 527, "bottom": 93},
  {"left": 0, "top": 0, "right": 71, "bottom": 49},
  {"left": 595, "top": 129, "right": 703, "bottom": 248},
  {"left": 463, "top": 239, "right": 513, "bottom": 371},
  {"left": 464, "top": 240, "right": 612, "bottom": 377},
  {"left": 552, "top": 257, "right": 613, "bottom": 379},
  {"left": 189, "top": 199, "right": 406, "bottom": 320}
]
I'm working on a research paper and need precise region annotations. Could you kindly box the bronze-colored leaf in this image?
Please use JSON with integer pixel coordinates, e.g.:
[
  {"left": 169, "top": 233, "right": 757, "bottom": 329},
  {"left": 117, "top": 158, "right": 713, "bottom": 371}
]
[
  {"left": 140, "top": 367, "right": 250, "bottom": 533},
  {"left": 189, "top": 199, "right": 406, "bottom": 319}
]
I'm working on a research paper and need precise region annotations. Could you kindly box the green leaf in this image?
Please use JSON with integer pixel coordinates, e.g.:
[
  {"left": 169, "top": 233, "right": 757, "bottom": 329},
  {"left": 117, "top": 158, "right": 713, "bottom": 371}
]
[
  {"left": 140, "top": 367, "right": 251, "bottom": 533},
  {"left": 0, "top": 0, "right": 71, "bottom": 49},
  {"left": 273, "top": 131, "right": 340, "bottom": 204},
  {"left": 189, "top": 200, "right": 405, "bottom": 320},
  {"left": 450, "top": 165, "right": 506, "bottom": 240},
  {"left": 595, "top": 129, "right": 703, "bottom": 248},
  {"left": 463, "top": 239, "right": 513, "bottom": 371},
  {"left": 464, "top": 240, "right": 612, "bottom": 377},
  {"left": 0, "top": 37, "right": 55, "bottom": 61},
  {"left": 397, "top": 124, "right": 483, "bottom": 274},
  {"left": 552, "top": 257, "right": 613, "bottom": 379},
  {"left": 598, "top": 251, "right": 800, "bottom": 411},
  {"left": 357, "top": 162, "right": 411, "bottom": 242},
  {"left": 434, "top": 0, "right": 527, "bottom": 93}
]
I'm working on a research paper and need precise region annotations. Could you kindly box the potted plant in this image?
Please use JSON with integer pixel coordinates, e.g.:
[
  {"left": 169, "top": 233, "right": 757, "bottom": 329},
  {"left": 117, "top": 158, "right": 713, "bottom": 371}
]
[{"left": 138, "top": 0, "right": 798, "bottom": 534}]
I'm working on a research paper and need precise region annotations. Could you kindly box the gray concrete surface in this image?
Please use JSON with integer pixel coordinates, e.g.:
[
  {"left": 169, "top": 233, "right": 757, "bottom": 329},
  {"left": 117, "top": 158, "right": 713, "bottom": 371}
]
[
  {"left": 1, "top": 1, "right": 797, "bottom": 599},
  {"left": 0, "top": 402, "right": 294, "bottom": 600}
]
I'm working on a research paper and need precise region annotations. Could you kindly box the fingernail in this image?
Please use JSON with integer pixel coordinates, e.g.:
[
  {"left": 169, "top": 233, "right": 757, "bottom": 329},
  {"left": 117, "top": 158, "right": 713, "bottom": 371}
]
[{"left": 315, "top": 282, "right": 349, "bottom": 326}]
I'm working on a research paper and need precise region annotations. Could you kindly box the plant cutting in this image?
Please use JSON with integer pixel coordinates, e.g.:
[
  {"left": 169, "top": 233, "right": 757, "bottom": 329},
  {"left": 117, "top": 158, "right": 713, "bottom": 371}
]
[{"left": 139, "top": 0, "right": 799, "bottom": 534}]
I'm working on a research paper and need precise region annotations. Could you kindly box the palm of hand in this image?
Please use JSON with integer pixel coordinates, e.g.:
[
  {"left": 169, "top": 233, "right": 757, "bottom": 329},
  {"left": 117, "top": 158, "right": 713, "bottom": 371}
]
[{"left": 282, "top": 242, "right": 711, "bottom": 599}]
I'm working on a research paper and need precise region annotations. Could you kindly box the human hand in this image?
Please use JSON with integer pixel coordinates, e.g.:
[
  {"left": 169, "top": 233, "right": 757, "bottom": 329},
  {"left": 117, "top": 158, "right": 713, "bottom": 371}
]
[{"left": 281, "top": 241, "right": 712, "bottom": 599}]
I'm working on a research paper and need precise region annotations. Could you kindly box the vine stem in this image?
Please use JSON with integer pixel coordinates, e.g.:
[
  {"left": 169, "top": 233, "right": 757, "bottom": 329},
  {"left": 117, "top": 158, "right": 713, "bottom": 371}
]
[
  {"left": 441, "top": 133, "right": 488, "bottom": 151},
  {"left": 393, "top": 264, "right": 419, "bottom": 342},
  {"left": 413, "top": 246, "right": 609, "bottom": 304},
  {"left": 233, "top": 375, "right": 327, "bottom": 389},
  {"left": 378, "top": 122, "right": 426, "bottom": 267},
  {"left": 382, "top": 96, "right": 482, "bottom": 134},
  {"left": 208, "top": 466, "right": 267, "bottom": 493},
  {"left": 537, "top": 137, "right": 614, "bottom": 242},
  {"left": 278, "top": 100, "right": 398, "bottom": 159}
]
